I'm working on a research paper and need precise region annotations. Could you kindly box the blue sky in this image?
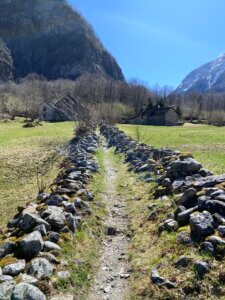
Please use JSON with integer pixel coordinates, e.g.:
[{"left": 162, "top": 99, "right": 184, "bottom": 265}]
[{"left": 69, "top": 0, "right": 225, "bottom": 88}]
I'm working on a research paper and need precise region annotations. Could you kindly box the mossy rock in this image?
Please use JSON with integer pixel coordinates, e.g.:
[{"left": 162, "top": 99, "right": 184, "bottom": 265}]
[
  {"left": 179, "top": 152, "right": 193, "bottom": 159},
  {"left": 0, "top": 256, "right": 18, "bottom": 267}
]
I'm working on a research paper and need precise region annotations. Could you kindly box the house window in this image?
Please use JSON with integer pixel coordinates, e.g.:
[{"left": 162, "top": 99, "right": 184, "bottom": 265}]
[
  {"left": 43, "top": 107, "right": 46, "bottom": 112},
  {"left": 43, "top": 113, "right": 46, "bottom": 119}
]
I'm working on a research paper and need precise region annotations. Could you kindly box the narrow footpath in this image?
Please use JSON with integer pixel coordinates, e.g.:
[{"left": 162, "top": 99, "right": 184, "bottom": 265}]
[{"left": 87, "top": 148, "right": 130, "bottom": 300}]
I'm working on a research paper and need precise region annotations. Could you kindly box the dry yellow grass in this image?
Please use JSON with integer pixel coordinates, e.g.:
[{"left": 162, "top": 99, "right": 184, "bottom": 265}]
[{"left": 0, "top": 118, "right": 74, "bottom": 226}]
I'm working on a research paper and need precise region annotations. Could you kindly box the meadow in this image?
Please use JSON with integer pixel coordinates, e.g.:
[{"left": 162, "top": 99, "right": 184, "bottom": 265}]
[
  {"left": 119, "top": 123, "right": 225, "bottom": 174},
  {"left": 0, "top": 118, "right": 74, "bottom": 226},
  {"left": 1, "top": 120, "right": 225, "bottom": 227}
]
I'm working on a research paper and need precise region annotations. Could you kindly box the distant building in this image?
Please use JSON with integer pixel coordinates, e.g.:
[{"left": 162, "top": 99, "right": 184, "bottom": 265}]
[
  {"left": 127, "top": 106, "right": 179, "bottom": 126},
  {"left": 39, "top": 97, "right": 75, "bottom": 121}
]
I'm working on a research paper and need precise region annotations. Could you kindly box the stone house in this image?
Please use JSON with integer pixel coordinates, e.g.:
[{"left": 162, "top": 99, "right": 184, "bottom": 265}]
[
  {"left": 39, "top": 99, "right": 70, "bottom": 122},
  {"left": 127, "top": 106, "right": 178, "bottom": 126}
]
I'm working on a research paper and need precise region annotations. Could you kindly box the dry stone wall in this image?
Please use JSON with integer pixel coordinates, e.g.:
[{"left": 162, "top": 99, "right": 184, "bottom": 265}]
[
  {"left": 100, "top": 124, "right": 225, "bottom": 288},
  {"left": 0, "top": 133, "right": 99, "bottom": 299}
]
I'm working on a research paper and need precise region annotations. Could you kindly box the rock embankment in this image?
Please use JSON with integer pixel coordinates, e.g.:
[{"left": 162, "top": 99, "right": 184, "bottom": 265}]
[
  {"left": 100, "top": 125, "right": 225, "bottom": 290},
  {"left": 0, "top": 133, "right": 99, "bottom": 299}
]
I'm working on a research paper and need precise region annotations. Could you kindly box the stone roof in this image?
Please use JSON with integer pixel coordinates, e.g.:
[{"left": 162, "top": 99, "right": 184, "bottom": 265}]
[{"left": 142, "top": 106, "right": 177, "bottom": 117}]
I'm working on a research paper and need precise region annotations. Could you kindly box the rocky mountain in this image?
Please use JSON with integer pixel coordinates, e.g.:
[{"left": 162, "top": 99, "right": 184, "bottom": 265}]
[
  {"left": 176, "top": 53, "right": 225, "bottom": 93},
  {"left": 0, "top": 39, "right": 13, "bottom": 82},
  {"left": 0, "top": 0, "right": 124, "bottom": 81}
]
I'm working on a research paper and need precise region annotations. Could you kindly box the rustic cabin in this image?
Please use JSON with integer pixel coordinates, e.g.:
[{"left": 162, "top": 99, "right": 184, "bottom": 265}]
[
  {"left": 39, "top": 96, "right": 77, "bottom": 121},
  {"left": 127, "top": 106, "right": 179, "bottom": 126}
]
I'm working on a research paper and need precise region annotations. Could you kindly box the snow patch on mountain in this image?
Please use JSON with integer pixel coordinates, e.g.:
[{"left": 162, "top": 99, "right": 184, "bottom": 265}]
[{"left": 176, "top": 53, "right": 225, "bottom": 93}]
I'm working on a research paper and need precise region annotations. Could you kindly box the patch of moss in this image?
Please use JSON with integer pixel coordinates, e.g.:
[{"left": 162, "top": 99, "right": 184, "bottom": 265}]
[
  {"left": 178, "top": 225, "right": 190, "bottom": 233},
  {"left": 0, "top": 256, "right": 18, "bottom": 267},
  {"left": 59, "top": 233, "right": 72, "bottom": 242},
  {"left": 36, "top": 204, "right": 46, "bottom": 211},
  {"left": 197, "top": 190, "right": 205, "bottom": 197},
  {"left": 7, "top": 237, "right": 18, "bottom": 243},
  {"left": 50, "top": 250, "right": 61, "bottom": 257},
  {"left": 179, "top": 152, "right": 193, "bottom": 159},
  {"left": 216, "top": 183, "right": 225, "bottom": 191}
]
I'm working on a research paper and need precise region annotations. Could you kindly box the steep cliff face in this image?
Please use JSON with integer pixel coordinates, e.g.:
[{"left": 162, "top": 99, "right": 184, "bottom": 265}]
[
  {"left": 176, "top": 54, "right": 225, "bottom": 93},
  {"left": 0, "top": 0, "right": 124, "bottom": 81},
  {"left": 0, "top": 39, "right": 13, "bottom": 82}
]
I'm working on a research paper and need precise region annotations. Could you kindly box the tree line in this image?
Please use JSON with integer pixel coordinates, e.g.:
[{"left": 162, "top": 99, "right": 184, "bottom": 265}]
[{"left": 0, "top": 73, "right": 225, "bottom": 126}]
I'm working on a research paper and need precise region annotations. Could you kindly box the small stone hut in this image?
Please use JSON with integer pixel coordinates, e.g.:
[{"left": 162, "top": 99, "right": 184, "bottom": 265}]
[
  {"left": 128, "top": 106, "right": 178, "bottom": 126},
  {"left": 39, "top": 99, "right": 70, "bottom": 122}
]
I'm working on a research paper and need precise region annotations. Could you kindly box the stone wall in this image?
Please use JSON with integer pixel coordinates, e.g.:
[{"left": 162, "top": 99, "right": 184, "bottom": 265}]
[
  {"left": 100, "top": 124, "right": 225, "bottom": 288},
  {"left": 0, "top": 133, "right": 99, "bottom": 299}
]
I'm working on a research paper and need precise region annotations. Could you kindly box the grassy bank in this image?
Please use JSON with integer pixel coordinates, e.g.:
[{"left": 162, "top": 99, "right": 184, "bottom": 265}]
[
  {"left": 119, "top": 123, "right": 225, "bottom": 174},
  {"left": 110, "top": 150, "right": 225, "bottom": 300},
  {"left": 0, "top": 118, "right": 74, "bottom": 226}
]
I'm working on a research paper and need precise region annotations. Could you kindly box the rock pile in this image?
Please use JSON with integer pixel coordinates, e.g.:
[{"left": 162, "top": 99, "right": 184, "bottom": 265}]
[
  {"left": 0, "top": 133, "right": 99, "bottom": 299},
  {"left": 100, "top": 125, "right": 225, "bottom": 288}
]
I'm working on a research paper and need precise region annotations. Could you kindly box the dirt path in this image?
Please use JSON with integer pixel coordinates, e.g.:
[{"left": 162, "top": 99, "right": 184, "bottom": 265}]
[{"left": 87, "top": 148, "right": 130, "bottom": 300}]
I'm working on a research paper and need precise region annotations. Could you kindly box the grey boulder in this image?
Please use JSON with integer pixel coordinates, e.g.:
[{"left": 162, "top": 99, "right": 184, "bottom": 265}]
[
  {"left": 27, "top": 258, "right": 54, "bottom": 280},
  {"left": 3, "top": 260, "right": 25, "bottom": 276},
  {"left": 174, "top": 255, "right": 192, "bottom": 268},
  {"left": 0, "top": 242, "right": 16, "bottom": 259},
  {"left": 17, "top": 213, "right": 38, "bottom": 232},
  {"left": 47, "top": 194, "right": 63, "bottom": 206},
  {"left": 190, "top": 211, "right": 214, "bottom": 238},
  {"left": 198, "top": 196, "right": 211, "bottom": 210},
  {"left": 177, "top": 206, "right": 198, "bottom": 225},
  {"left": 163, "top": 219, "right": 178, "bottom": 231},
  {"left": 178, "top": 188, "right": 197, "bottom": 208},
  {"left": 38, "top": 252, "right": 60, "bottom": 264},
  {"left": 151, "top": 268, "right": 176, "bottom": 288},
  {"left": 65, "top": 214, "right": 79, "bottom": 232},
  {"left": 0, "top": 280, "right": 15, "bottom": 300},
  {"left": 208, "top": 235, "right": 225, "bottom": 246},
  {"left": 19, "top": 231, "right": 43, "bottom": 258},
  {"left": 33, "top": 225, "right": 47, "bottom": 236},
  {"left": 11, "top": 283, "right": 46, "bottom": 300},
  {"left": 48, "top": 232, "right": 59, "bottom": 243},
  {"left": 200, "top": 241, "right": 214, "bottom": 255},
  {"left": 44, "top": 207, "right": 66, "bottom": 230},
  {"left": 20, "top": 274, "right": 38, "bottom": 285},
  {"left": 0, "top": 275, "right": 14, "bottom": 283},
  {"left": 194, "top": 260, "right": 210, "bottom": 278},
  {"left": 168, "top": 158, "right": 202, "bottom": 173},
  {"left": 43, "top": 241, "right": 61, "bottom": 252},
  {"left": 218, "top": 225, "right": 225, "bottom": 237},
  {"left": 206, "top": 200, "right": 225, "bottom": 215},
  {"left": 64, "top": 203, "right": 77, "bottom": 215}
]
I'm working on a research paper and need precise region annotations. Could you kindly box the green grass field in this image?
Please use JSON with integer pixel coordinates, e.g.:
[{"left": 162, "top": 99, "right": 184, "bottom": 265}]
[
  {"left": 119, "top": 123, "right": 225, "bottom": 174},
  {"left": 0, "top": 118, "right": 74, "bottom": 226}
]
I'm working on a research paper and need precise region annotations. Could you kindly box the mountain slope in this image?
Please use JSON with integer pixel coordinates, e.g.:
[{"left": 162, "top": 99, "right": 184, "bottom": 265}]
[
  {"left": 0, "top": 39, "right": 13, "bottom": 82},
  {"left": 0, "top": 0, "right": 124, "bottom": 81},
  {"left": 176, "top": 54, "right": 225, "bottom": 93}
]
